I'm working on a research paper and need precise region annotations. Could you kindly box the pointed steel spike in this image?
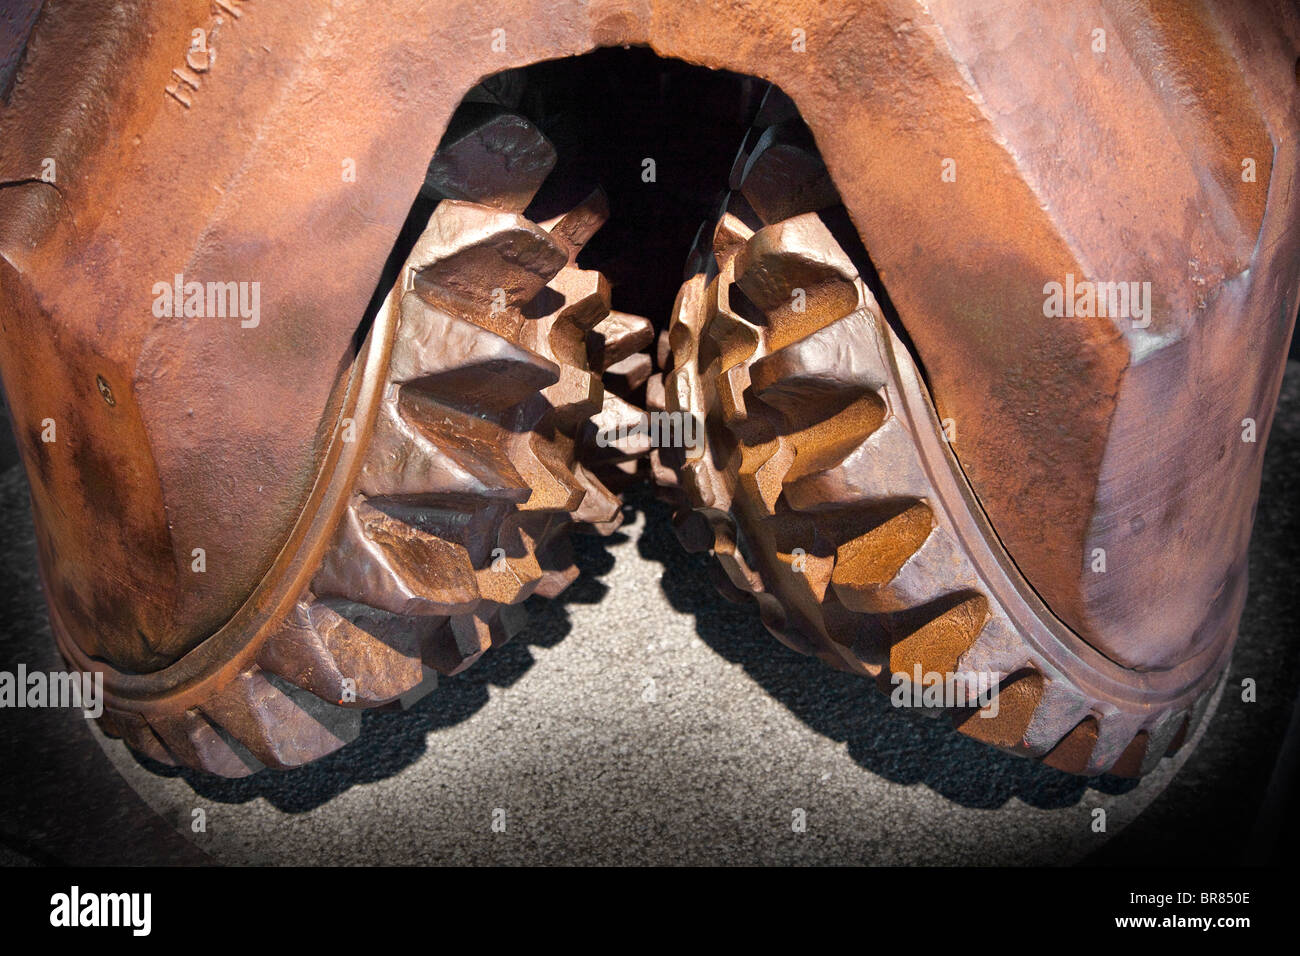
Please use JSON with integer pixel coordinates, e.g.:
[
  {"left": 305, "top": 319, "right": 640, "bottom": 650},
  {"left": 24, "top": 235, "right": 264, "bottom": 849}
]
[
  {"left": 572, "top": 462, "right": 624, "bottom": 529},
  {"left": 583, "top": 391, "right": 654, "bottom": 463},
  {"left": 645, "top": 372, "right": 667, "bottom": 412},
  {"left": 656, "top": 326, "right": 672, "bottom": 370},
  {"left": 515, "top": 432, "right": 587, "bottom": 513},
  {"left": 475, "top": 512, "right": 545, "bottom": 603},
  {"left": 680, "top": 454, "right": 735, "bottom": 515},
  {"left": 1024, "top": 679, "right": 1096, "bottom": 757},
  {"left": 425, "top": 612, "right": 498, "bottom": 675},
  {"left": 835, "top": 524, "right": 980, "bottom": 615},
  {"left": 531, "top": 267, "right": 612, "bottom": 367},
  {"left": 1139, "top": 708, "right": 1189, "bottom": 775},
  {"left": 779, "top": 394, "right": 890, "bottom": 488},
  {"left": 1041, "top": 715, "right": 1101, "bottom": 774},
  {"left": 885, "top": 593, "right": 990, "bottom": 687},
  {"left": 367, "top": 493, "right": 508, "bottom": 567},
  {"left": 533, "top": 532, "right": 580, "bottom": 599},
  {"left": 542, "top": 364, "right": 604, "bottom": 432},
  {"left": 953, "top": 667, "right": 1045, "bottom": 752},
  {"left": 1085, "top": 709, "right": 1151, "bottom": 775},
  {"left": 705, "top": 306, "right": 762, "bottom": 380},
  {"left": 548, "top": 267, "right": 612, "bottom": 332},
  {"left": 712, "top": 212, "right": 755, "bottom": 268},
  {"left": 541, "top": 186, "right": 610, "bottom": 262},
  {"left": 475, "top": 556, "right": 541, "bottom": 605},
  {"left": 716, "top": 359, "right": 752, "bottom": 423},
  {"left": 733, "top": 218, "right": 860, "bottom": 347},
  {"left": 1108, "top": 730, "right": 1151, "bottom": 779},
  {"left": 955, "top": 614, "right": 1035, "bottom": 681},
  {"left": 828, "top": 502, "right": 934, "bottom": 610}
]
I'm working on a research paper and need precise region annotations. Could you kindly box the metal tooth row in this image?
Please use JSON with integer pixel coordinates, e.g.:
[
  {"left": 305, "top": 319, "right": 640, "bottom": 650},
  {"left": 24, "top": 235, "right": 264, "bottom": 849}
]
[
  {"left": 102, "top": 107, "right": 646, "bottom": 776},
  {"left": 660, "top": 91, "right": 1213, "bottom": 775},
  {"left": 669, "top": 212, "right": 1212, "bottom": 775},
  {"left": 99, "top": 666, "right": 368, "bottom": 779}
]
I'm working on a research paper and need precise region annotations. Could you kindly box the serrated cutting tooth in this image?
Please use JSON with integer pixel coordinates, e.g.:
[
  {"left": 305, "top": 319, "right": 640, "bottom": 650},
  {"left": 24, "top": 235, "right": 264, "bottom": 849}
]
[
  {"left": 659, "top": 140, "right": 1220, "bottom": 777},
  {"left": 356, "top": 395, "right": 530, "bottom": 501},
  {"left": 390, "top": 291, "right": 559, "bottom": 409},
  {"left": 313, "top": 499, "right": 481, "bottom": 617},
  {"left": 422, "top": 106, "right": 556, "bottom": 213},
  {"left": 407, "top": 200, "right": 568, "bottom": 317},
  {"left": 258, "top": 598, "right": 437, "bottom": 707},
  {"left": 735, "top": 120, "right": 838, "bottom": 224},
  {"left": 200, "top": 668, "right": 358, "bottom": 770},
  {"left": 783, "top": 416, "right": 929, "bottom": 512},
  {"left": 150, "top": 709, "right": 260, "bottom": 777},
  {"left": 589, "top": 310, "right": 655, "bottom": 372}
]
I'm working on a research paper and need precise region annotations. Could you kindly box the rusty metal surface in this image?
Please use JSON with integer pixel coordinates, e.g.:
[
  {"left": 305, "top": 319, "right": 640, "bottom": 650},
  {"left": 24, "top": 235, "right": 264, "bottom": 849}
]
[
  {"left": 662, "top": 204, "right": 1222, "bottom": 774},
  {"left": 0, "top": 1, "right": 1296, "bottom": 775},
  {"left": 48, "top": 103, "right": 640, "bottom": 775},
  {"left": 0, "top": 0, "right": 42, "bottom": 102}
]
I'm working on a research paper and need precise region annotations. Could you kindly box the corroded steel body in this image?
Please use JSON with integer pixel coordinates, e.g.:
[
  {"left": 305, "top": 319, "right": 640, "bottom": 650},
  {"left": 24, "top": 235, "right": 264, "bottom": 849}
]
[{"left": 0, "top": 0, "right": 1296, "bottom": 774}]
